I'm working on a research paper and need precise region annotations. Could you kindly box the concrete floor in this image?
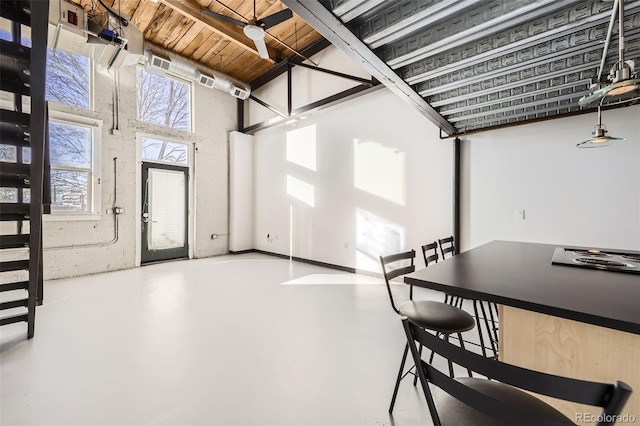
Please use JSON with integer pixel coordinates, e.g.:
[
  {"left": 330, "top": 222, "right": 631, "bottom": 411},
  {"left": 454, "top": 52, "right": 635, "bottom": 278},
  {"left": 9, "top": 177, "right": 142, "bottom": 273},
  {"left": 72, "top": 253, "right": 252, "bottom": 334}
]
[{"left": 0, "top": 253, "right": 461, "bottom": 426}]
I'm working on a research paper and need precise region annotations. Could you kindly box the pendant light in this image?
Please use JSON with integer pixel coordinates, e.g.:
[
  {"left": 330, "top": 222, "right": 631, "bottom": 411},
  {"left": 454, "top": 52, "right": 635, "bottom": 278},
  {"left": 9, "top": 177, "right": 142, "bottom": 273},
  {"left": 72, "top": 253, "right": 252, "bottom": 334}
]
[
  {"left": 576, "top": 104, "right": 625, "bottom": 148},
  {"left": 578, "top": 0, "right": 640, "bottom": 108}
]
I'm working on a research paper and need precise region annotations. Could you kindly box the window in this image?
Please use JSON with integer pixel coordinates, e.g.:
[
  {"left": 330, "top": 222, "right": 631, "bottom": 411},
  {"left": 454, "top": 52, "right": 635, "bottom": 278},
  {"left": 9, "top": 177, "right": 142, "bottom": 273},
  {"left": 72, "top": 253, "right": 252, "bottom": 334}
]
[
  {"left": 46, "top": 47, "right": 91, "bottom": 109},
  {"left": 141, "top": 137, "right": 188, "bottom": 165},
  {"left": 136, "top": 67, "right": 191, "bottom": 131},
  {"left": 47, "top": 115, "right": 101, "bottom": 217}
]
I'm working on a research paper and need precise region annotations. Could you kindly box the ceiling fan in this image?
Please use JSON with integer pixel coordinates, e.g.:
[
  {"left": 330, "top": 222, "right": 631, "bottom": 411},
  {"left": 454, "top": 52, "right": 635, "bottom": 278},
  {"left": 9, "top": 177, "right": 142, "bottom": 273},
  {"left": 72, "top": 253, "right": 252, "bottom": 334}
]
[{"left": 201, "top": 0, "right": 293, "bottom": 59}]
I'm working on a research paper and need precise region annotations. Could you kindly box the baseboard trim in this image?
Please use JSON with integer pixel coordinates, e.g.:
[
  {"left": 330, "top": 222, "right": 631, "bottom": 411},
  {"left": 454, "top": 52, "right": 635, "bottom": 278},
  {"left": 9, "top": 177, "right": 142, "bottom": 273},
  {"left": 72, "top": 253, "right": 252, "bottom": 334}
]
[{"left": 230, "top": 249, "right": 364, "bottom": 274}]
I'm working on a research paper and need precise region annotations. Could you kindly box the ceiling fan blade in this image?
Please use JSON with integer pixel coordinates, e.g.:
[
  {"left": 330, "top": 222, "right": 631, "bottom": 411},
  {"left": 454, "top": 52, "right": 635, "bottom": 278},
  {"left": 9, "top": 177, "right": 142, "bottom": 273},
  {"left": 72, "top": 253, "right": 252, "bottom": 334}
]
[
  {"left": 253, "top": 37, "right": 269, "bottom": 59},
  {"left": 201, "top": 9, "right": 247, "bottom": 27},
  {"left": 256, "top": 8, "right": 293, "bottom": 29}
]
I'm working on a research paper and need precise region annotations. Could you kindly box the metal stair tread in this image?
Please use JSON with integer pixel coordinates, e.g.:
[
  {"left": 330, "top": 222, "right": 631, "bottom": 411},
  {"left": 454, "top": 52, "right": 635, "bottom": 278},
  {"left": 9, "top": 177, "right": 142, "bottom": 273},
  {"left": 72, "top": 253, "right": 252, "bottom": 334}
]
[
  {"left": 0, "top": 1, "right": 31, "bottom": 27},
  {"left": 0, "top": 127, "right": 30, "bottom": 146},
  {"left": 0, "top": 163, "right": 30, "bottom": 177},
  {"left": 0, "top": 203, "right": 30, "bottom": 215},
  {"left": 0, "top": 39, "right": 31, "bottom": 62},
  {"left": 0, "top": 234, "right": 30, "bottom": 248},
  {"left": 0, "top": 108, "right": 30, "bottom": 127},
  {"left": 0, "top": 298, "right": 29, "bottom": 310},
  {"left": 0, "top": 313, "right": 28, "bottom": 326},
  {"left": 0, "top": 281, "right": 29, "bottom": 292},
  {"left": 0, "top": 259, "right": 29, "bottom": 272},
  {"left": 0, "top": 175, "right": 30, "bottom": 188}
]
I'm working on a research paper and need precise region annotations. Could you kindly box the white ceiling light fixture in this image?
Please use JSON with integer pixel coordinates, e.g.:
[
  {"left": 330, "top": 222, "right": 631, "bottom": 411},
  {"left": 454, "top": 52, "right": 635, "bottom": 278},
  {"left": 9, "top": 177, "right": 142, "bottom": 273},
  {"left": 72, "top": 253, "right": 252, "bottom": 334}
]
[{"left": 579, "top": 0, "right": 640, "bottom": 107}]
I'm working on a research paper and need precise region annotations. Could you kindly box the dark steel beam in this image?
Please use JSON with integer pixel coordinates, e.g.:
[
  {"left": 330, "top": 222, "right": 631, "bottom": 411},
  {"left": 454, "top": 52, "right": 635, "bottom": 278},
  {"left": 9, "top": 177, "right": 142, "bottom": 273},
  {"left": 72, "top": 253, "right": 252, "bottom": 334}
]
[
  {"left": 287, "top": 63, "right": 292, "bottom": 116},
  {"left": 250, "top": 37, "right": 332, "bottom": 90},
  {"left": 237, "top": 98, "right": 244, "bottom": 132},
  {"left": 248, "top": 95, "right": 289, "bottom": 119},
  {"left": 291, "top": 82, "right": 381, "bottom": 116},
  {"left": 294, "top": 62, "right": 374, "bottom": 85},
  {"left": 281, "top": 0, "right": 457, "bottom": 135},
  {"left": 453, "top": 137, "right": 461, "bottom": 255},
  {"left": 243, "top": 83, "right": 383, "bottom": 134}
]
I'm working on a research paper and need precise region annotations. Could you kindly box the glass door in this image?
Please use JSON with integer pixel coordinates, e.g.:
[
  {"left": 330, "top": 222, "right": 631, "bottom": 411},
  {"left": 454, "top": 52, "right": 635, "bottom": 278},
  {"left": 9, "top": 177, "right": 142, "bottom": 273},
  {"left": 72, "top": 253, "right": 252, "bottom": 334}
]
[{"left": 141, "top": 162, "right": 188, "bottom": 263}]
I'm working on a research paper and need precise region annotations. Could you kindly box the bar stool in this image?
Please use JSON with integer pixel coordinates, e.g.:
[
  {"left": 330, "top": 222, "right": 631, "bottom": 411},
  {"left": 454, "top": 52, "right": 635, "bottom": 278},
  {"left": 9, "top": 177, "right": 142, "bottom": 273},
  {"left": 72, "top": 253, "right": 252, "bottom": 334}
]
[
  {"left": 380, "top": 249, "right": 475, "bottom": 414},
  {"left": 439, "top": 236, "right": 500, "bottom": 358}
]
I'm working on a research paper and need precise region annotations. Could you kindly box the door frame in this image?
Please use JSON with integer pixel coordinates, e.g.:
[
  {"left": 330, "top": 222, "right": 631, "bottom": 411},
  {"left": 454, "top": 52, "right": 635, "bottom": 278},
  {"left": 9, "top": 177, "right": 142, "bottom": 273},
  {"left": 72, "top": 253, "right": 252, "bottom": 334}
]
[
  {"left": 135, "top": 132, "right": 195, "bottom": 267},
  {"left": 141, "top": 162, "right": 189, "bottom": 263}
]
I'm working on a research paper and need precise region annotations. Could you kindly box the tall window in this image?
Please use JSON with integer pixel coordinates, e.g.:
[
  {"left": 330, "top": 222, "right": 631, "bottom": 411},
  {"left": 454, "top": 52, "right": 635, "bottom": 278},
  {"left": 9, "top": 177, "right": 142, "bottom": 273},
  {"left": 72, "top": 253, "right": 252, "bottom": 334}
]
[
  {"left": 136, "top": 68, "right": 191, "bottom": 131},
  {"left": 46, "top": 47, "right": 91, "bottom": 109},
  {"left": 48, "top": 118, "right": 100, "bottom": 214}
]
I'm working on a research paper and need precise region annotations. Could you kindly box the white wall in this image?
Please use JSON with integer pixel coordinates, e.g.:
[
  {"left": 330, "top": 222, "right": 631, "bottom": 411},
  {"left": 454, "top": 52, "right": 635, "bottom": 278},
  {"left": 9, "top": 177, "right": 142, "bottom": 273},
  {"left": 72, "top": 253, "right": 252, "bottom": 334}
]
[
  {"left": 461, "top": 104, "right": 640, "bottom": 251},
  {"left": 254, "top": 87, "right": 454, "bottom": 273},
  {"left": 229, "top": 131, "right": 255, "bottom": 251},
  {"left": 43, "top": 64, "right": 236, "bottom": 280}
]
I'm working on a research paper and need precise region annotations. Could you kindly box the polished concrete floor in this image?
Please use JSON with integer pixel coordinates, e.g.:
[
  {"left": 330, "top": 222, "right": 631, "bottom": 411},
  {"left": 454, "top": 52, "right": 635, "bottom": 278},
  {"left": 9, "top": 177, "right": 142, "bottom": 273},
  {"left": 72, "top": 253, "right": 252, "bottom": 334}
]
[{"left": 0, "top": 253, "right": 465, "bottom": 426}]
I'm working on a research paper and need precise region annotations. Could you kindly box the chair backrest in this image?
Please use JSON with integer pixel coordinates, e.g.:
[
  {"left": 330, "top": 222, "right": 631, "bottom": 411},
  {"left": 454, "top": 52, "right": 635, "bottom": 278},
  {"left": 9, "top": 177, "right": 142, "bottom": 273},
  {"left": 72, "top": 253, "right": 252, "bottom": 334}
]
[
  {"left": 401, "top": 317, "right": 632, "bottom": 426},
  {"left": 421, "top": 242, "right": 439, "bottom": 267},
  {"left": 379, "top": 250, "right": 416, "bottom": 315},
  {"left": 438, "top": 236, "right": 455, "bottom": 259}
]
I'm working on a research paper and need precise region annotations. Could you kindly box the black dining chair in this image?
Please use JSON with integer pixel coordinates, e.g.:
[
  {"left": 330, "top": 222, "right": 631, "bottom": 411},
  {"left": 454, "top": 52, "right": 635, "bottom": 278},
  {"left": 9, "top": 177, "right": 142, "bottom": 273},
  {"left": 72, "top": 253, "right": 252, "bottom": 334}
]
[
  {"left": 380, "top": 250, "right": 475, "bottom": 414},
  {"left": 401, "top": 316, "right": 632, "bottom": 426},
  {"left": 439, "top": 235, "right": 500, "bottom": 358},
  {"left": 438, "top": 236, "right": 456, "bottom": 259}
]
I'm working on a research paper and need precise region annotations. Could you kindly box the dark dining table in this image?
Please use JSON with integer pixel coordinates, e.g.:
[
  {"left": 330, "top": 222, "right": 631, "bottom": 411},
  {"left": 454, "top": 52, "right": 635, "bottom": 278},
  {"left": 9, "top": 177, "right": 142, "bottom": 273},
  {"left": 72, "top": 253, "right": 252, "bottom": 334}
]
[
  {"left": 403, "top": 240, "right": 640, "bottom": 420},
  {"left": 403, "top": 240, "right": 640, "bottom": 335}
]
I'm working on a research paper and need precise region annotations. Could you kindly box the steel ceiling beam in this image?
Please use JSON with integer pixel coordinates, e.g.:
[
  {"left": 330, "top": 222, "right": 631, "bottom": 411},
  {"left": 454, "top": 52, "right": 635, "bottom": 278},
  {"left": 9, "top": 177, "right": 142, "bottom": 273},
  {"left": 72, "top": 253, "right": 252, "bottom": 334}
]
[
  {"left": 281, "top": 0, "right": 457, "bottom": 135},
  {"left": 447, "top": 90, "right": 590, "bottom": 123},
  {"left": 439, "top": 79, "right": 592, "bottom": 116},
  {"left": 387, "top": 0, "right": 582, "bottom": 69},
  {"left": 456, "top": 101, "right": 584, "bottom": 128},
  {"left": 337, "top": 0, "right": 387, "bottom": 23},
  {"left": 404, "top": 3, "right": 640, "bottom": 85},
  {"left": 428, "top": 63, "right": 596, "bottom": 107},
  {"left": 364, "top": 0, "right": 479, "bottom": 49},
  {"left": 417, "top": 30, "right": 640, "bottom": 97}
]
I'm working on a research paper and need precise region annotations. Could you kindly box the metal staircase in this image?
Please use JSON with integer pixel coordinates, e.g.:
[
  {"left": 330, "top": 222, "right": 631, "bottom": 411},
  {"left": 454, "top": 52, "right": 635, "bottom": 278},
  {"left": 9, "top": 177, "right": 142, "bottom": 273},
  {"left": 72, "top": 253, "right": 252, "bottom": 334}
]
[{"left": 0, "top": 0, "right": 50, "bottom": 338}]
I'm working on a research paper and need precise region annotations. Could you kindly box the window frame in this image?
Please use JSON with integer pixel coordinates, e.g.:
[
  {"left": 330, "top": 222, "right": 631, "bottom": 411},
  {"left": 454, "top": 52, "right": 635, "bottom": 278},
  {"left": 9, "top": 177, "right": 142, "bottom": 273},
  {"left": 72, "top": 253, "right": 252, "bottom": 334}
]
[
  {"left": 44, "top": 110, "right": 102, "bottom": 222},
  {"left": 136, "top": 66, "right": 194, "bottom": 132},
  {"left": 45, "top": 45, "right": 95, "bottom": 111}
]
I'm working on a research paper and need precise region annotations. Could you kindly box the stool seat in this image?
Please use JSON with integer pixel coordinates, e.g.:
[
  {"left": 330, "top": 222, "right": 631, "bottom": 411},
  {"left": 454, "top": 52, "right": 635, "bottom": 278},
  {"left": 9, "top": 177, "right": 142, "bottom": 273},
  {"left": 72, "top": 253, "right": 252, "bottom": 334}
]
[
  {"left": 433, "top": 377, "right": 575, "bottom": 426},
  {"left": 399, "top": 300, "right": 475, "bottom": 334}
]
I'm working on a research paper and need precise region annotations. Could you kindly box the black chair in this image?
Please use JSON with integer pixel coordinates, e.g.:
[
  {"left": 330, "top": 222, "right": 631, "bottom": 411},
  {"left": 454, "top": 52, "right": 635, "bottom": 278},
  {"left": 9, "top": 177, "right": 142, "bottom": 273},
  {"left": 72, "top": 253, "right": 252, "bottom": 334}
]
[
  {"left": 380, "top": 250, "right": 475, "bottom": 414},
  {"left": 402, "top": 316, "right": 632, "bottom": 426},
  {"left": 421, "top": 241, "right": 439, "bottom": 267},
  {"left": 438, "top": 236, "right": 456, "bottom": 259},
  {"left": 439, "top": 235, "right": 500, "bottom": 358}
]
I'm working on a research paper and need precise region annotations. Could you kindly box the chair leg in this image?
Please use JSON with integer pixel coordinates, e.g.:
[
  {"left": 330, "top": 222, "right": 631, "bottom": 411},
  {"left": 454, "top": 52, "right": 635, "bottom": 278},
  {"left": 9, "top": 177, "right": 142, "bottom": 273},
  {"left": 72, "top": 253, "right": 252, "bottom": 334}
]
[
  {"left": 472, "top": 300, "right": 488, "bottom": 358},
  {"left": 444, "top": 334, "right": 454, "bottom": 377},
  {"left": 457, "top": 333, "right": 473, "bottom": 377},
  {"left": 479, "top": 301, "right": 498, "bottom": 357},
  {"left": 389, "top": 343, "right": 409, "bottom": 414},
  {"left": 413, "top": 343, "right": 423, "bottom": 386}
]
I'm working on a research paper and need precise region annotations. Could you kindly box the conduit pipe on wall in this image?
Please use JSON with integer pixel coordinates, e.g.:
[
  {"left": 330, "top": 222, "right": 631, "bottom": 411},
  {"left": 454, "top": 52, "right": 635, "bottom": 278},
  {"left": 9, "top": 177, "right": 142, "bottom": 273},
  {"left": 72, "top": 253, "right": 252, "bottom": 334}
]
[{"left": 44, "top": 157, "right": 121, "bottom": 250}]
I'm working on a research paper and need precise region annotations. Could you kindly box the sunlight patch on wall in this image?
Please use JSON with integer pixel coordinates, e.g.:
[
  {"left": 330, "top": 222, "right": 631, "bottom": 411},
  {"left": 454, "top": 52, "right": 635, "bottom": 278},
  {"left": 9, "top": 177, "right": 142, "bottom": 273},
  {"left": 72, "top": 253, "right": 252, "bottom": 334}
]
[
  {"left": 286, "top": 124, "right": 317, "bottom": 171},
  {"left": 354, "top": 139, "right": 406, "bottom": 205},
  {"left": 287, "top": 175, "right": 315, "bottom": 207},
  {"left": 356, "top": 208, "right": 405, "bottom": 271}
]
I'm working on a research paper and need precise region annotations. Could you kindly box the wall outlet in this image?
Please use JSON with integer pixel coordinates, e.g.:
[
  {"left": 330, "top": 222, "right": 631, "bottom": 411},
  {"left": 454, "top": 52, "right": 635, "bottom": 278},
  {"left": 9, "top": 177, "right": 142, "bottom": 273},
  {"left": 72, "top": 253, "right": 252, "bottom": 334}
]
[{"left": 515, "top": 209, "right": 525, "bottom": 220}]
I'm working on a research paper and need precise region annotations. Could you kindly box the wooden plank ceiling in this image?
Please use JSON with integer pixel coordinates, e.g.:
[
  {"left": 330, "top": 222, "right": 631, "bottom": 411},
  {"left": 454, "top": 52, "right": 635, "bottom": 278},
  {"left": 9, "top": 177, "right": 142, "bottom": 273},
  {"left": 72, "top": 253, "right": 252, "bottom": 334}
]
[{"left": 72, "top": 0, "right": 322, "bottom": 83}]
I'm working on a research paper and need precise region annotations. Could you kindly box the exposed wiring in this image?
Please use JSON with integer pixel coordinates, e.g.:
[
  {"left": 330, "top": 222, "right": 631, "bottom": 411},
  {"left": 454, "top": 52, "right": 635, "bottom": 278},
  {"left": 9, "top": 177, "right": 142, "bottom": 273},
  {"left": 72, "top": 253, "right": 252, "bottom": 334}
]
[{"left": 97, "top": 0, "right": 129, "bottom": 27}]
